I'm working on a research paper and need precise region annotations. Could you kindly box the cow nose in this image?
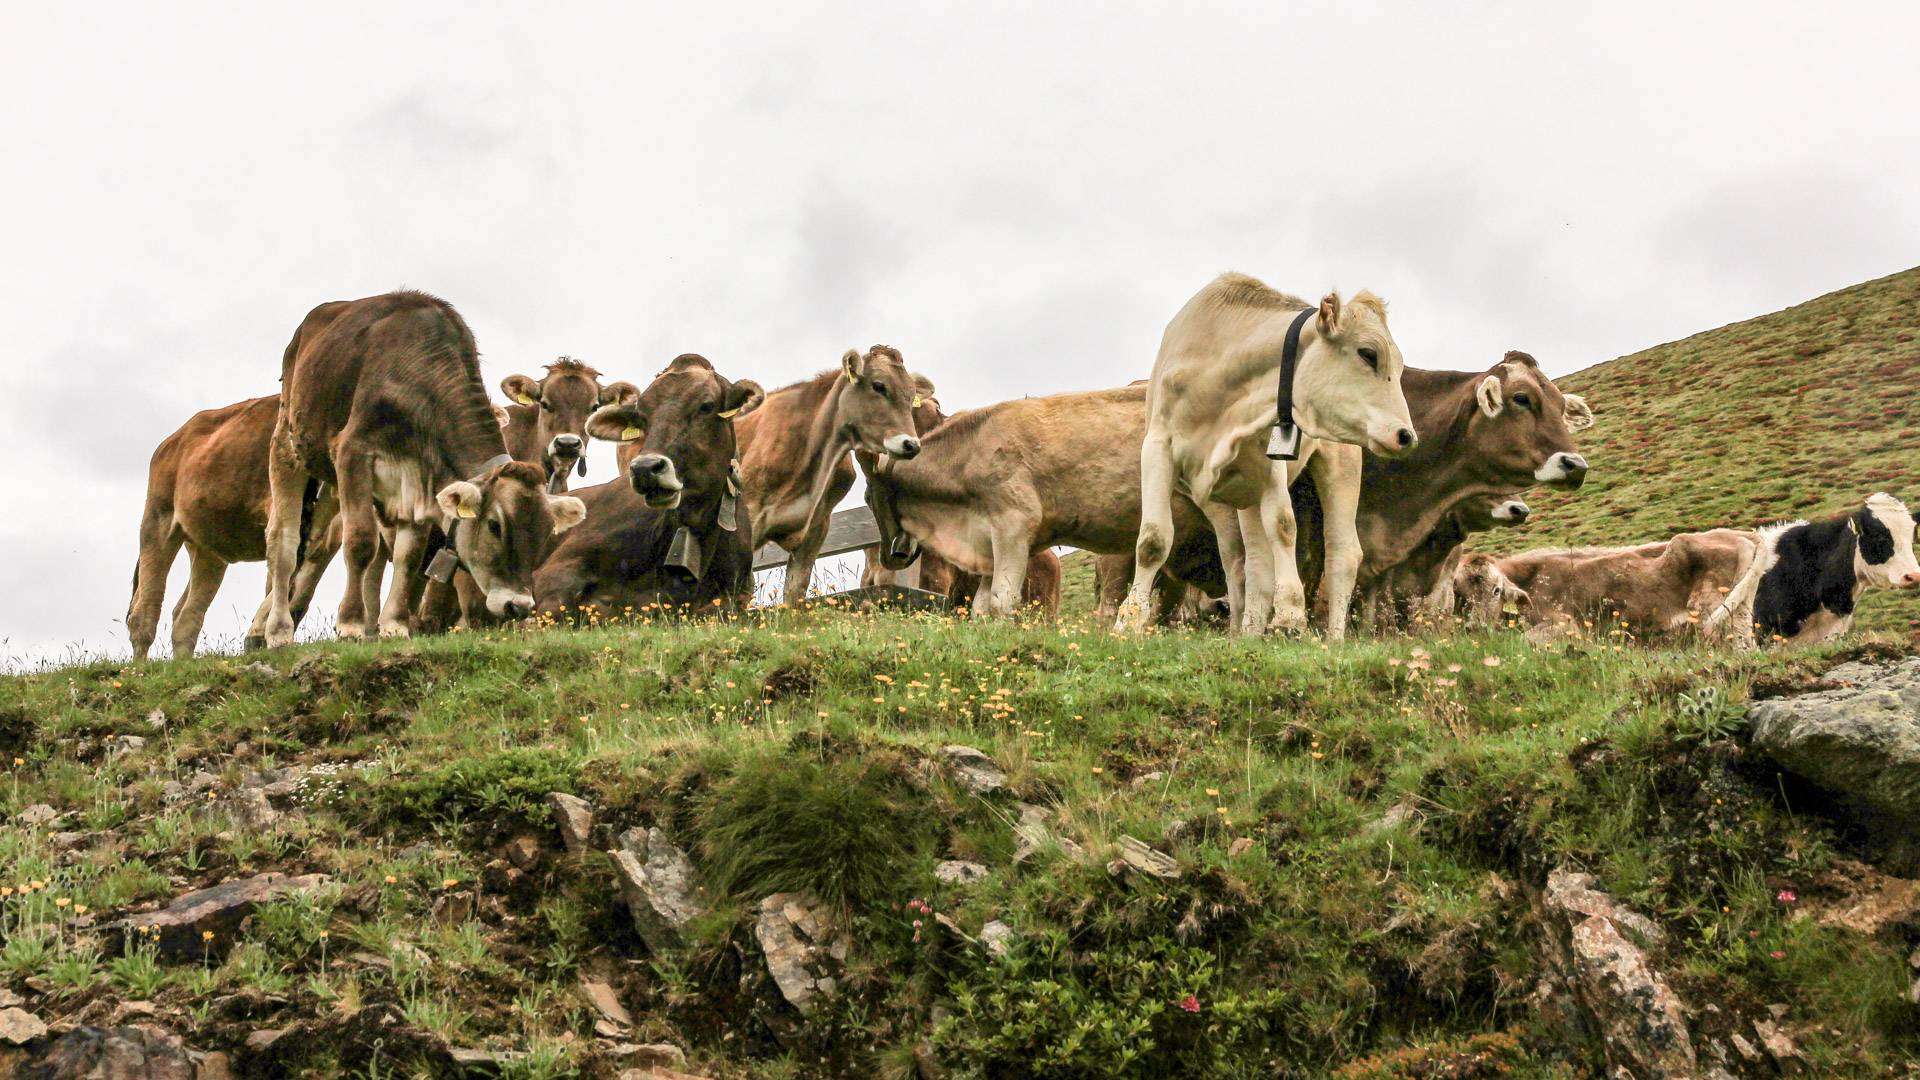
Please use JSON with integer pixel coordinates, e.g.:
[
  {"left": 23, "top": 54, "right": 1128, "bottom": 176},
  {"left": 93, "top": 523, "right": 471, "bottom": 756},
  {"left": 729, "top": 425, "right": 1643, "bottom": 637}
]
[
  {"left": 1394, "top": 427, "right": 1416, "bottom": 449},
  {"left": 633, "top": 454, "right": 670, "bottom": 476},
  {"left": 1510, "top": 505, "right": 1530, "bottom": 522},
  {"left": 1560, "top": 453, "right": 1588, "bottom": 475},
  {"left": 552, "top": 434, "right": 583, "bottom": 454},
  {"left": 504, "top": 597, "right": 532, "bottom": 619},
  {"left": 895, "top": 436, "right": 921, "bottom": 459},
  {"left": 1902, "top": 571, "right": 1920, "bottom": 588}
]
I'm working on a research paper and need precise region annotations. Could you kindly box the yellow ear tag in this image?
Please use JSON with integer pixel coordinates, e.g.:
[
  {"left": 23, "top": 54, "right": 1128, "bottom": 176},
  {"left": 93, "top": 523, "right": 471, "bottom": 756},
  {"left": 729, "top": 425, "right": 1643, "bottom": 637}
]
[
  {"left": 516, "top": 393, "right": 536, "bottom": 406},
  {"left": 456, "top": 505, "right": 478, "bottom": 519},
  {"left": 717, "top": 406, "right": 740, "bottom": 419},
  {"left": 845, "top": 369, "right": 856, "bottom": 382},
  {"left": 912, "top": 395, "right": 923, "bottom": 409},
  {"left": 621, "top": 426, "right": 643, "bottom": 441}
]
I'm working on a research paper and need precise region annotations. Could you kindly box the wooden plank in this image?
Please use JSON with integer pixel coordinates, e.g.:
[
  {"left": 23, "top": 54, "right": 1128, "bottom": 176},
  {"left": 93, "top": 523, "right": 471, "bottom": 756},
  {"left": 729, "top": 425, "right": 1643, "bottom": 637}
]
[{"left": 752, "top": 506, "right": 883, "bottom": 571}]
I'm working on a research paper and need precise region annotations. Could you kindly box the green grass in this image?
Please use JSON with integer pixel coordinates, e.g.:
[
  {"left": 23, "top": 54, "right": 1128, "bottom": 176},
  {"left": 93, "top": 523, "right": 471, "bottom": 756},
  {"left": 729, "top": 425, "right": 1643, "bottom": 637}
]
[{"left": 2, "top": 609, "right": 1916, "bottom": 1076}]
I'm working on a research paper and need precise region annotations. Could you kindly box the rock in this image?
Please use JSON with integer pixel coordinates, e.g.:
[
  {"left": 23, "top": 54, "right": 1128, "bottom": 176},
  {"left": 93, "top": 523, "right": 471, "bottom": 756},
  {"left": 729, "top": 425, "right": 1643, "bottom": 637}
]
[
  {"left": 1365, "top": 801, "right": 1422, "bottom": 834},
  {"left": 194, "top": 1050, "right": 232, "bottom": 1080},
  {"left": 753, "top": 892, "right": 843, "bottom": 1014},
  {"left": 1012, "top": 803, "right": 1083, "bottom": 863},
  {"left": 1750, "top": 1019, "right": 1801, "bottom": 1067},
  {"left": 608, "top": 1043, "right": 686, "bottom": 1070},
  {"left": 49, "top": 832, "right": 88, "bottom": 850},
  {"left": 159, "top": 782, "right": 186, "bottom": 802},
  {"left": 1729, "top": 1033, "right": 1760, "bottom": 1061},
  {"left": 1, "top": 1006, "right": 48, "bottom": 1045},
  {"left": 17, "top": 804, "right": 58, "bottom": 826},
  {"left": 1114, "top": 836, "right": 1181, "bottom": 880},
  {"left": 480, "top": 860, "right": 523, "bottom": 895},
  {"left": 546, "top": 793, "right": 594, "bottom": 854},
  {"left": 1228, "top": 837, "right": 1256, "bottom": 857},
  {"left": 235, "top": 662, "right": 278, "bottom": 678},
  {"left": 0, "top": 987, "right": 21, "bottom": 1008},
  {"left": 108, "top": 1002, "right": 157, "bottom": 1024},
  {"left": 617, "top": 1069, "right": 709, "bottom": 1080},
  {"left": 978, "top": 920, "right": 1015, "bottom": 958},
  {"left": 185, "top": 771, "right": 220, "bottom": 795},
  {"left": 1749, "top": 656, "right": 1920, "bottom": 829},
  {"left": 226, "top": 788, "right": 278, "bottom": 830},
  {"left": 430, "top": 890, "right": 476, "bottom": 927},
  {"left": 1130, "top": 771, "right": 1166, "bottom": 788},
  {"left": 933, "top": 861, "right": 988, "bottom": 886},
  {"left": 22, "top": 1024, "right": 196, "bottom": 1079},
  {"left": 447, "top": 1047, "right": 526, "bottom": 1073},
  {"left": 123, "top": 873, "right": 331, "bottom": 960},
  {"left": 608, "top": 829, "right": 706, "bottom": 954},
  {"left": 1798, "top": 858, "right": 1920, "bottom": 934},
  {"left": 579, "top": 979, "right": 631, "bottom": 1030},
  {"left": 939, "top": 745, "right": 1007, "bottom": 795},
  {"left": 107, "top": 735, "right": 147, "bottom": 759},
  {"left": 242, "top": 1030, "right": 285, "bottom": 1053},
  {"left": 1538, "top": 867, "right": 1694, "bottom": 1078},
  {"left": 503, "top": 834, "right": 542, "bottom": 870}
]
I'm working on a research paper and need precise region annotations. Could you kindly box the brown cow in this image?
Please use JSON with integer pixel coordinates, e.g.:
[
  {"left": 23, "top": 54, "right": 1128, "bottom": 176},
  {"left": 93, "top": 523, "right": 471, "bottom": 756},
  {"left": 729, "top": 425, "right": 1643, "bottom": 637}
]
[
  {"left": 126, "top": 395, "right": 341, "bottom": 659},
  {"left": 260, "top": 292, "right": 586, "bottom": 646},
  {"left": 1092, "top": 552, "right": 1225, "bottom": 628},
  {"left": 1360, "top": 495, "right": 1530, "bottom": 630},
  {"left": 689, "top": 346, "right": 933, "bottom": 605},
  {"left": 1453, "top": 529, "right": 1765, "bottom": 644},
  {"left": 499, "top": 357, "right": 639, "bottom": 494}
]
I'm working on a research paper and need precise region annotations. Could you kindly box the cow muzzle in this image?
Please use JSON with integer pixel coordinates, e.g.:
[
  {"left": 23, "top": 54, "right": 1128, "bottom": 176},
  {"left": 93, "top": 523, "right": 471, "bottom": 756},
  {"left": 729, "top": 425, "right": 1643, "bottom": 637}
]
[
  {"left": 882, "top": 531, "right": 921, "bottom": 571},
  {"left": 1366, "top": 421, "right": 1418, "bottom": 458},
  {"left": 486, "top": 589, "right": 536, "bottom": 620},
  {"left": 882, "top": 433, "right": 921, "bottom": 459},
  {"left": 1535, "top": 452, "right": 1589, "bottom": 489},
  {"left": 628, "top": 453, "right": 685, "bottom": 509},
  {"left": 1492, "top": 500, "right": 1530, "bottom": 524}
]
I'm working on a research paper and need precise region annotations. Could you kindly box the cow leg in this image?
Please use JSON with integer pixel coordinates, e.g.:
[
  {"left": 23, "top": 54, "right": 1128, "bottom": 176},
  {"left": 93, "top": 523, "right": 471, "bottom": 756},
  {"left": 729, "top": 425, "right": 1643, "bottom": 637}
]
[
  {"left": 1310, "top": 449, "right": 1364, "bottom": 641},
  {"left": 1236, "top": 504, "right": 1276, "bottom": 635},
  {"left": 1261, "top": 466, "right": 1308, "bottom": 634},
  {"left": 377, "top": 524, "right": 426, "bottom": 638},
  {"left": 288, "top": 509, "right": 341, "bottom": 628},
  {"left": 260, "top": 442, "right": 308, "bottom": 649},
  {"left": 127, "top": 513, "right": 184, "bottom": 662},
  {"left": 331, "top": 456, "right": 380, "bottom": 640},
  {"left": 1117, "top": 429, "right": 1177, "bottom": 632},
  {"left": 1199, "top": 500, "right": 1247, "bottom": 629},
  {"left": 168, "top": 543, "right": 229, "bottom": 659},
  {"left": 987, "top": 523, "right": 1034, "bottom": 618}
]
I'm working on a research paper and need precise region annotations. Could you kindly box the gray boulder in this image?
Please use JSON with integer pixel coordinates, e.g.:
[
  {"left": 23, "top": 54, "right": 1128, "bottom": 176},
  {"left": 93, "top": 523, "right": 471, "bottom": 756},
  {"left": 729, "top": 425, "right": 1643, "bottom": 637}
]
[
  {"left": 1749, "top": 657, "right": 1920, "bottom": 830},
  {"left": 1538, "top": 867, "right": 1696, "bottom": 1079},
  {"left": 608, "top": 829, "right": 706, "bottom": 954}
]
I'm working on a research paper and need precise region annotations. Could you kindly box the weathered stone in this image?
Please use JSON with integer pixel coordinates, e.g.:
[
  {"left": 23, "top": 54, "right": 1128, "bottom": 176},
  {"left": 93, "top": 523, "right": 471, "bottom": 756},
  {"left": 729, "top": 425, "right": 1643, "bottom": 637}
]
[
  {"left": 447, "top": 1047, "right": 526, "bottom": 1073},
  {"left": 107, "top": 735, "right": 147, "bottom": 759},
  {"left": 579, "top": 980, "right": 631, "bottom": 1030},
  {"left": 1365, "top": 801, "right": 1422, "bottom": 834},
  {"left": 933, "top": 861, "right": 988, "bottom": 886},
  {"left": 607, "top": 1043, "right": 686, "bottom": 1070},
  {"left": 546, "top": 792, "right": 594, "bottom": 854},
  {"left": 430, "top": 890, "right": 476, "bottom": 927},
  {"left": 753, "top": 892, "right": 842, "bottom": 1014},
  {"left": 49, "top": 832, "right": 88, "bottom": 850},
  {"left": 1539, "top": 867, "right": 1694, "bottom": 1079},
  {"left": 226, "top": 788, "right": 278, "bottom": 830},
  {"left": 17, "top": 804, "right": 58, "bottom": 826},
  {"left": 242, "top": 1030, "right": 285, "bottom": 1053},
  {"left": 503, "top": 834, "right": 541, "bottom": 870},
  {"left": 159, "top": 782, "right": 186, "bottom": 802},
  {"left": 235, "top": 662, "right": 278, "bottom": 679},
  {"left": 1751, "top": 1019, "right": 1800, "bottom": 1067},
  {"left": 1, "top": 1006, "right": 47, "bottom": 1045},
  {"left": 185, "top": 771, "right": 220, "bottom": 795},
  {"left": 24, "top": 1024, "right": 195, "bottom": 1079},
  {"left": 1749, "top": 657, "right": 1920, "bottom": 830},
  {"left": 123, "top": 873, "right": 331, "bottom": 960},
  {"left": 1012, "top": 803, "right": 1083, "bottom": 863},
  {"left": 1130, "top": 770, "right": 1166, "bottom": 788},
  {"left": 1729, "top": 1033, "right": 1760, "bottom": 1061},
  {"left": 1114, "top": 836, "right": 1181, "bottom": 880},
  {"left": 609, "top": 829, "right": 706, "bottom": 954},
  {"left": 1796, "top": 858, "right": 1920, "bottom": 934},
  {"left": 1228, "top": 837, "right": 1256, "bottom": 857},
  {"left": 616, "top": 1068, "right": 709, "bottom": 1080},
  {"left": 194, "top": 1050, "right": 232, "bottom": 1080},
  {"left": 939, "top": 745, "right": 1007, "bottom": 795},
  {"left": 978, "top": 920, "right": 1015, "bottom": 959}
]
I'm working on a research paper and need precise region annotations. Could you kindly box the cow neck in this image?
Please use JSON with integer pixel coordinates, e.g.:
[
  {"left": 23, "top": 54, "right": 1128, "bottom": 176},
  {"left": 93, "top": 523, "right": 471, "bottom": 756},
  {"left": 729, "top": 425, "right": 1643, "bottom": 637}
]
[
  {"left": 786, "top": 376, "right": 857, "bottom": 521},
  {"left": 1354, "top": 371, "right": 1487, "bottom": 568}
]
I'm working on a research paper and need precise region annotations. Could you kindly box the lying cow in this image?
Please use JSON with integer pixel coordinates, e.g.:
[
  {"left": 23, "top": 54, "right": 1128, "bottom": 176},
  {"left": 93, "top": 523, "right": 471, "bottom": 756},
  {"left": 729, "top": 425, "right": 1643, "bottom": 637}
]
[
  {"left": 1452, "top": 528, "right": 1765, "bottom": 644},
  {"left": 1363, "top": 495, "right": 1532, "bottom": 630},
  {"left": 534, "top": 354, "right": 763, "bottom": 617},
  {"left": 260, "top": 292, "right": 586, "bottom": 645},
  {"left": 127, "top": 395, "right": 342, "bottom": 659},
  {"left": 1752, "top": 492, "right": 1919, "bottom": 645},
  {"left": 1121, "top": 273, "right": 1417, "bottom": 638}
]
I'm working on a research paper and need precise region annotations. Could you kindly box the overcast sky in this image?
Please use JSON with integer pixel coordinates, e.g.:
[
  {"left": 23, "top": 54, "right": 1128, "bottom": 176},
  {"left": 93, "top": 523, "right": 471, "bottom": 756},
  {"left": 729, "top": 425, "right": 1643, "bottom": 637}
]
[{"left": 4, "top": 2, "right": 1917, "bottom": 665}]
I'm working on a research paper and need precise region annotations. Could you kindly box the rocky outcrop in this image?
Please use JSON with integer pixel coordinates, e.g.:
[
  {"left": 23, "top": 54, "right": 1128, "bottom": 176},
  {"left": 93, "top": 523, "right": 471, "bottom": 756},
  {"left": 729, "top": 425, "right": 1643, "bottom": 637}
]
[
  {"left": 753, "top": 893, "right": 846, "bottom": 1014},
  {"left": 939, "top": 746, "right": 1007, "bottom": 795},
  {"left": 1749, "top": 657, "right": 1920, "bottom": 830},
  {"left": 609, "top": 829, "right": 706, "bottom": 954},
  {"left": 547, "top": 793, "right": 595, "bottom": 854},
  {"left": 1538, "top": 867, "right": 1697, "bottom": 1079},
  {"left": 122, "top": 873, "right": 331, "bottom": 960},
  {"left": 18, "top": 1024, "right": 196, "bottom": 1080}
]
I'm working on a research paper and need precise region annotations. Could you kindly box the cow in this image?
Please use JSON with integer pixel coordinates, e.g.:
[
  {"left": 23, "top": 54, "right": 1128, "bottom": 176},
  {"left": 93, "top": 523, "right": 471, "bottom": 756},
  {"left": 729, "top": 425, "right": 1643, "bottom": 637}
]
[
  {"left": 499, "top": 357, "right": 639, "bottom": 494},
  {"left": 533, "top": 354, "right": 763, "bottom": 617},
  {"left": 1451, "top": 528, "right": 1766, "bottom": 644},
  {"left": 126, "top": 395, "right": 341, "bottom": 659},
  {"left": 259, "top": 292, "right": 587, "bottom": 646},
  {"left": 1121, "top": 273, "right": 1418, "bottom": 639},
  {"left": 1362, "top": 495, "right": 1532, "bottom": 630},
  {"left": 864, "top": 384, "right": 1240, "bottom": 620},
  {"left": 687, "top": 346, "right": 933, "bottom": 606},
  {"left": 1092, "top": 552, "right": 1227, "bottom": 629},
  {"left": 1752, "top": 493, "right": 1920, "bottom": 645}
]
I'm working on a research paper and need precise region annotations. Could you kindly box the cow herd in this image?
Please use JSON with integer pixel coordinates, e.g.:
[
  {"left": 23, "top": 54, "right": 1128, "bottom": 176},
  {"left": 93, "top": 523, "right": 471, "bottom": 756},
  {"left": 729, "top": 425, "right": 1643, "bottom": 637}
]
[{"left": 127, "top": 277, "right": 1920, "bottom": 661}]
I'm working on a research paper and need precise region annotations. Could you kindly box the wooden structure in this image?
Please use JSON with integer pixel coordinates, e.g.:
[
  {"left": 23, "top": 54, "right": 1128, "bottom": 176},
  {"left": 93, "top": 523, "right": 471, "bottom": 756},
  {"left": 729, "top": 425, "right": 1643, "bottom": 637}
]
[{"left": 750, "top": 505, "right": 939, "bottom": 606}]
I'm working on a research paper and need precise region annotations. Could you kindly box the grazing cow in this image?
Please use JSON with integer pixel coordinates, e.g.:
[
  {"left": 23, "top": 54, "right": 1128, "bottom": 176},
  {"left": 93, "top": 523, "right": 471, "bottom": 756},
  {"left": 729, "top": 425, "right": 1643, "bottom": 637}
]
[
  {"left": 499, "top": 357, "right": 639, "bottom": 494},
  {"left": 1121, "top": 273, "right": 1417, "bottom": 638},
  {"left": 864, "top": 384, "right": 1237, "bottom": 618},
  {"left": 260, "top": 292, "right": 587, "bottom": 646},
  {"left": 126, "top": 395, "right": 341, "bottom": 659},
  {"left": 1363, "top": 495, "right": 1532, "bottom": 629},
  {"left": 705, "top": 346, "right": 934, "bottom": 606},
  {"left": 534, "top": 354, "right": 763, "bottom": 616},
  {"left": 1752, "top": 493, "right": 1920, "bottom": 645},
  {"left": 1452, "top": 528, "right": 1766, "bottom": 644}
]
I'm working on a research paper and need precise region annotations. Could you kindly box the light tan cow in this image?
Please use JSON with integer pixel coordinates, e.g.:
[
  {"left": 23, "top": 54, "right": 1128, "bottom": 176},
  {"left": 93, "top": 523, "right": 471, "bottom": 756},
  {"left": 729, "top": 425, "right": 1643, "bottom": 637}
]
[
  {"left": 1120, "top": 273, "right": 1416, "bottom": 638},
  {"left": 1452, "top": 529, "right": 1767, "bottom": 645}
]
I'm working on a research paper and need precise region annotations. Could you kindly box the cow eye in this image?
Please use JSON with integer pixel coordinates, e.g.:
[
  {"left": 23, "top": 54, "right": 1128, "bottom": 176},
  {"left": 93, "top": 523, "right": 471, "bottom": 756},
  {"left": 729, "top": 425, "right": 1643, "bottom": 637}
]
[
  {"left": 872, "top": 381, "right": 889, "bottom": 397},
  {"left": 699, "top": 401, "right": 715, "bottom": 415},
  {"left": 487, "top": 518, "right": 503, "bottom": 538},
  {"left": 1513, "top": 392, "right": 1533, "bottom": 409},
  {"left": 1358, "top": 348, "right": 1379, "bottom": 371},
  {"left": 539, "top": 398, "right": 554, "bottom": 412}
]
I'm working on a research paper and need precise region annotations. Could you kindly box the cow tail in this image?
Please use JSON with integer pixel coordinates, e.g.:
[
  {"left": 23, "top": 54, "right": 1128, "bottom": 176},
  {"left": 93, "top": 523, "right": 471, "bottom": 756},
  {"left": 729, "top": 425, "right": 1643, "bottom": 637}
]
[
  {"left": 293, "top": 478, "right": 321, "bottom": 568},
  {"left": 1706, "top": 529, "right": 1781, "bottom": 642}
]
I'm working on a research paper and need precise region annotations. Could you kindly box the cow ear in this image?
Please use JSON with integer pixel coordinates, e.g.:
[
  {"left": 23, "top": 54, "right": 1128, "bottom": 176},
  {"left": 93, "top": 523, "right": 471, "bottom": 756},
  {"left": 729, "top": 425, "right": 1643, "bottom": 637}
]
[
  {"left": 586, "top": 404, "right": 644, "bottom": 442},
  {"left": 718, "top": 379, "right": 765, "bottom": 420},
  {"left": 492, "top": 404, "right": 512, "bottom": 429},
  {"left": 1317, "top": 292, "right": 1343, "bottom": 336},
  {"left": 910, "top": 373, "right": 937, "bottom": 408},
  {"left": 436, "top": 480, "right": 483, "bottom": 521},
  {"left": 501, "top": 374, "right": 541, "bottom": 408},
  {"left": 598, "top": 380, "right": 641, "bottom": 407},
  {"left": 842, "top": 348, "right": 865, "bottom": 382},
  {"left": 1505, "top": 582, "right": 1531, "bottom": 612},
  {"left": 1562, "top": 393, "right": 1594, "bottom": 432},
  {"left": 545, "top": 494, "right": 588, "bottom": 534},
  {"left": 1476, "top": 375, "right": 1504, "bottom": 418}
]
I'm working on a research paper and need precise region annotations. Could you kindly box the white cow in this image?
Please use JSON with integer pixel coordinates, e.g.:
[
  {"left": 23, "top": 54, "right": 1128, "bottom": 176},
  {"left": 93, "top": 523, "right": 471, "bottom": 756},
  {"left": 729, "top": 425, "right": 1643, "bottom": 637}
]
[{"left": 1118, "top": 273, "right": 1416, "bottom": 638}]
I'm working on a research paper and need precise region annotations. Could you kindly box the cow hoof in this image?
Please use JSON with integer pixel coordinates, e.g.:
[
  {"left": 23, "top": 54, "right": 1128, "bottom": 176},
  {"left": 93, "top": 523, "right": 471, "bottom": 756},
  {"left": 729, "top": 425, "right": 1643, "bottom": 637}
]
[
  {"left": 337, "top": 624, "right": 366, "bottom": 641},
  {"left": 264, "top": 632, "right": 294, "bottom": 650},
  {"left": 378, "top": 623, "right": 412, "bottom": 640},
  {"left": 243, "top": 634, "right": 266, "bottom": 652}
]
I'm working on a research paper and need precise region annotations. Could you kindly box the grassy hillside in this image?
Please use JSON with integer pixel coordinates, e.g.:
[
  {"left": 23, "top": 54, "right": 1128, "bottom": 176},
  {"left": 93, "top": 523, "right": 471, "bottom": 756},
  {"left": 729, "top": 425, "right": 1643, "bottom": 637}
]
[
  {"left": 1490, "top": 267, "right": 1920, "bottom": 634},
  {"left": 3, "top": 611, "right": 1917, "bottom": 1077}
]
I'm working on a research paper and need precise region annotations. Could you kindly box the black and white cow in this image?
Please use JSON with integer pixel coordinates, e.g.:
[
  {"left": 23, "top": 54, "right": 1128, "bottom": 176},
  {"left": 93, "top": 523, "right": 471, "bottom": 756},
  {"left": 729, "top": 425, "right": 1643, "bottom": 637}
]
[{"left": 1753, "top": 492, "right": 1920, "bottom": 645}]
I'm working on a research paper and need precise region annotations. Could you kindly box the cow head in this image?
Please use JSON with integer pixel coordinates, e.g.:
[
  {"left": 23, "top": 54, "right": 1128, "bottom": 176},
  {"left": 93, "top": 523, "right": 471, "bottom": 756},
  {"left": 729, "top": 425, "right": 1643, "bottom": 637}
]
[
  {"left": 1852, "top": 492, "right": 1920, "bottom": 589},
  {"left": 837, "top": 345, "right": 934, "bottom": 459},
  {"left": 435, "top": 460, "right": 587, "bottom": 619},
  {"left": 1455, "top": 496, "right": 1531, "bottom": 532},
  {"left": 501, "top": 358, "right": 641, "bottom": 487},
  {"left": 1462, "top": 352, "right": 1592, "bottom": 490},
  {"left": 860, "top": 393, "right": 948, "bottom": 572},
  {"left": 1451, "top": 552, "right": 1529, "bottom": 626},
  {"left": 1293, "top": 292, "right": 1418, "bottom": 458},
  {"left": 586, "top": 354, "right": 763, "bottom": 518}
]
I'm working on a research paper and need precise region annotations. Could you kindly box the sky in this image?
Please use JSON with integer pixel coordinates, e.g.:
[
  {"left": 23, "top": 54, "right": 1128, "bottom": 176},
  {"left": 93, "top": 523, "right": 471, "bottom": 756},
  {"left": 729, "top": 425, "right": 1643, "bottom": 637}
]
[{"left": 3, "top": 1, "right": 1917, "bottom": 664}]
